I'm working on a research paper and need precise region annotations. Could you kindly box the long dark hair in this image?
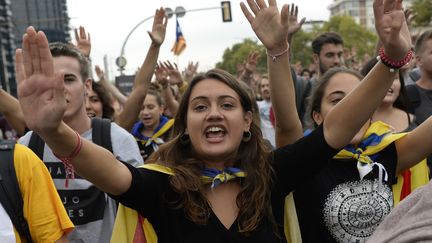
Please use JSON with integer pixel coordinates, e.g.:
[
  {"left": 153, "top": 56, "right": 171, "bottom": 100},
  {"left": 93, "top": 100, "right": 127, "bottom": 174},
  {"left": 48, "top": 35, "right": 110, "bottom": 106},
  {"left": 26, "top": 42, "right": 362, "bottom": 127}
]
[
  {"left": 147, "top": 69, "right": 274, "bottom": 234},
  {"left": 91, "top": 81, "right": 115, "bottom": 120}
]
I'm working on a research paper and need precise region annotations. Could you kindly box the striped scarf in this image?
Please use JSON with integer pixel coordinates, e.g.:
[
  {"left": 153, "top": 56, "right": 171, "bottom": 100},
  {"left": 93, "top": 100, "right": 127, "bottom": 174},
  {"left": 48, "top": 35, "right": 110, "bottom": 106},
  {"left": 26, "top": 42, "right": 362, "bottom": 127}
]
[
  {"left": 110, "top": 163, "right": 246, "bottom": 243},
  {"left": 201, "top": 167, "right": 246, "bottom": 188},
  {"left": 333, "top": 121, "right": 406, "bottom": 189},
  {"left": 132, "top": 116, "right": 174, "bottom": 151}
]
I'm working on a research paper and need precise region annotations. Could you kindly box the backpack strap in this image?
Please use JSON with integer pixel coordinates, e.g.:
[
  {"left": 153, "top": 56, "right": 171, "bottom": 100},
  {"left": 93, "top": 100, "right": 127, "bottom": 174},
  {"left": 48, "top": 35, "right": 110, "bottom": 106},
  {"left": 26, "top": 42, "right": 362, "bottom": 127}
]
[
  {"left": 28, "top": 118, "right": 113, "bottom": 158},
  {"left": 0, "top": 140, "right": 33, "bottom": 242},
  {"left": 91, "top": 118, "right": 113, "bottom": 153},
  {"left": 28, "top": 132, "right": 45, "bottom": 160},
  {"left": 406, "top": 84, "right": 421, "bottom": 114}
]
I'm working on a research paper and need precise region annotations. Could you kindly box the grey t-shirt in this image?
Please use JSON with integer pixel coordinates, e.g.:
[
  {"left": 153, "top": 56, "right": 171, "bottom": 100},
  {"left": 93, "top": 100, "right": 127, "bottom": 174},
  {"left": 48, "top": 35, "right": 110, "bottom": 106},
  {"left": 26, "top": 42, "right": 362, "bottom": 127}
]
[
  {"left": 413, "top": 84, "right": 432, "bottom": 125},
  {"left": 19, "top": 122, "right": 143, "bottom": 243}
]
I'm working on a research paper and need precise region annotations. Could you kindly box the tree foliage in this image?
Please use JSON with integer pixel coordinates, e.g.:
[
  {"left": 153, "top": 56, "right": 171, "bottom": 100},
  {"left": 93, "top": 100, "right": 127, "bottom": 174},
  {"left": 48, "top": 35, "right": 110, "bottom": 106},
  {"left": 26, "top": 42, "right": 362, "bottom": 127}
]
[
  {"left": 216, "top": 15, "right": 377, "bottom": 74},
  {"left": 215, "top": 39, "right": 266, "bottom": 75},
  {"left": 320, "top": 15, "right": 377, "bottom": 60},
  {"left": 411, "top": 0, "right": 432, "bottom": 27},
  {"left": 290, "top": 29, "right": 314, "bottom": 67}
]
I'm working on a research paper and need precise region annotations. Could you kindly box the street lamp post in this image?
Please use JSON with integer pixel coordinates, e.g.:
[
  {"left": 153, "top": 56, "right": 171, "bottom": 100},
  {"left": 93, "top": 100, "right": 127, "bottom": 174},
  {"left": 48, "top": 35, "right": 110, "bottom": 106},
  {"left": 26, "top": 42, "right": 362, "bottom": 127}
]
[
  {"left": 116, "top": 15, "right": 160, "bottom": 75},
  {"left": 116, "top": 3, "right": 230, "bottom": 75},
  {"left": 116, "top": 7, "right": 181, "bottom": 75}
]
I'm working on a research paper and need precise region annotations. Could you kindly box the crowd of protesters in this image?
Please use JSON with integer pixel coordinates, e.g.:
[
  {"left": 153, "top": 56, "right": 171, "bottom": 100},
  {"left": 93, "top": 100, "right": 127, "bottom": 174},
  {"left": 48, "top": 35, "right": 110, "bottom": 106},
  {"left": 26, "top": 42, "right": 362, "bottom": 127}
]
[{"left": 1, "top": 0, "right": 432, "bottom": 242}]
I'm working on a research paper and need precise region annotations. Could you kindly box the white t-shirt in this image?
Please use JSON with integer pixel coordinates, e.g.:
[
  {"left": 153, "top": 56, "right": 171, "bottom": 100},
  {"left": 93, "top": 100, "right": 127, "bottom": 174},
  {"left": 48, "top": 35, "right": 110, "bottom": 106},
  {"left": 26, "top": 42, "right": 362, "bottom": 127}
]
[
  {"left": 0, "top": 203, "right": 15, "bottom": 243},
  {"left": 257, "top": 99, "right": 275, "bottom": 148},
  {"left": 19, "top": 122, "right": 143, "bottom": 243}
]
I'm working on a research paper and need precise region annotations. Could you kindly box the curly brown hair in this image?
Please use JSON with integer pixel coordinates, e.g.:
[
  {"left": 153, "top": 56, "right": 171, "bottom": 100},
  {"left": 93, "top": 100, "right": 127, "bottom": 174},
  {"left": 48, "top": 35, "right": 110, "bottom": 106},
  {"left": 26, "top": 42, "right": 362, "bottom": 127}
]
[{"left": 147, "top": 68, "right": 275, "bottom": 234}]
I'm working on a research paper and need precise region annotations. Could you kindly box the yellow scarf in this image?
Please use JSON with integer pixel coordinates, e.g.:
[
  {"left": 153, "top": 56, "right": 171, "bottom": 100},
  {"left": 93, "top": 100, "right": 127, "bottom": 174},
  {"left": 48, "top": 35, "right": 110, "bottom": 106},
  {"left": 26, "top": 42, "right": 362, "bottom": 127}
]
[
  {"left": 110, "top": 164, "right": 246, "bottom": 242},
  {"left": 142, "top": 119, "right": 174, "bottom": 147},
  {"left": 334, "top": 121, "right": 406, "bottom": 184}
]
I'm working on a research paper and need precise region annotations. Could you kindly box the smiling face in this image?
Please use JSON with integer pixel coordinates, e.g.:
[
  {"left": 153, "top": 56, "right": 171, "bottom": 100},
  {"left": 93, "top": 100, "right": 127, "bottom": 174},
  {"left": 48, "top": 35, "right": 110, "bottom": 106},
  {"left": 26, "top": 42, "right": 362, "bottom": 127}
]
[
  {"left": 186, "top": 78, "right": 252, "bottom": 166},
  {"left": 86, "top": 88, "right": 103, "bottom": 118}
]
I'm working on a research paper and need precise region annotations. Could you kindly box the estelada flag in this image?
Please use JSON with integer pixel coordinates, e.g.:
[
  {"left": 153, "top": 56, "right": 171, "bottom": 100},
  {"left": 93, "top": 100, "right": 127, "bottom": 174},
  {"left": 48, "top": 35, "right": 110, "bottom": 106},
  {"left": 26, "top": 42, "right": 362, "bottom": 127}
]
[{"left": 171, "top": 19, "right": 186, "bottom": 56}]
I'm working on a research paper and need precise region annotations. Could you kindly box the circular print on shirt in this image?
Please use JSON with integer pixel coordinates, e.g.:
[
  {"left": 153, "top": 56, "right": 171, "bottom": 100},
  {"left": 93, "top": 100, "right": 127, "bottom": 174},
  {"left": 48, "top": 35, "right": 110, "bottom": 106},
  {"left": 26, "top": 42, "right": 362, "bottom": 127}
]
[{"left": 323, "top": 179, "right": 393, "bottom": 243}]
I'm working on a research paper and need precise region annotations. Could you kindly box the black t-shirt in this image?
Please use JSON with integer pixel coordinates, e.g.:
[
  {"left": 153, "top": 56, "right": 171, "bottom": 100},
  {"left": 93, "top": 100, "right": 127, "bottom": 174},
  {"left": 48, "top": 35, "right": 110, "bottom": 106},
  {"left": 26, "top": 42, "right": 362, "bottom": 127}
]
[
  {"left": 294, "top": 142, "right": 398, "bottom": 243},
  {"left": 111, "top": 124, "right": 339, "bottom": 243},
  {"left": 411, "top": 84, "right": 432, "bottom": 125}
]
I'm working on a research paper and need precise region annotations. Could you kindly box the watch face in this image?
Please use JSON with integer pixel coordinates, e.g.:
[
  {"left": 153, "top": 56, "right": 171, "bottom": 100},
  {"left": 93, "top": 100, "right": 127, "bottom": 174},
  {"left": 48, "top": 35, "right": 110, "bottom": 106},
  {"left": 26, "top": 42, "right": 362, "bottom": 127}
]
[{"left": 116, "top": 56, "right": 127, "bottom": 68}]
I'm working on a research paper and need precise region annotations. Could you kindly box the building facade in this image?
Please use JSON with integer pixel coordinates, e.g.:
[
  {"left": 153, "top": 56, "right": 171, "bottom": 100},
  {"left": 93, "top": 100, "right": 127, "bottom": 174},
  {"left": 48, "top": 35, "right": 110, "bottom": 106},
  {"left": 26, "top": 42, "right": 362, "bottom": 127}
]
[
  {"left": 328, "top": 0, "right": 414, "bottom": 30},
  {"left": 0, "top": 0, "right": 70, "bottom": 96},
  {"left": 11, "top": 0, "right": 70, "bottom": 47},
  {"left": 0, "top": 0, "right": 16, "bottom": 94}
]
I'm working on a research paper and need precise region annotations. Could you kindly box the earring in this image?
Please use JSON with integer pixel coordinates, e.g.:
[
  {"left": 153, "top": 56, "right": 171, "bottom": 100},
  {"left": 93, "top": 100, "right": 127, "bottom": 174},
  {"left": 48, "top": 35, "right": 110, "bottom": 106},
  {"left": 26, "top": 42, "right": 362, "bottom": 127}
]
[
  {"left": 180, "top": 133, "right": 190, "bottom": 145},
  {"left": 242, "top": 131, "right": 252, "bottom": 142}
]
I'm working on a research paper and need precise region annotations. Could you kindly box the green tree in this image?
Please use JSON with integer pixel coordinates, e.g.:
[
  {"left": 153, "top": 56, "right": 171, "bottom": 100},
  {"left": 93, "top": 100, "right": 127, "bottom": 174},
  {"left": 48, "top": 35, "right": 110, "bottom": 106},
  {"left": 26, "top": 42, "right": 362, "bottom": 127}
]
[
  {"left": 320, "top": 15, "right": 377, "bottom": 61},
  {"left": 412, "top": 0, "right": 432, "bottom": 27},
  {"left": 215, "top": 39, "right": 266, "bottom": 75},
  {"left": 217, "top": 16, "right": 378, "bottom": 74},
  {"left": 291, "top": 29, "right": 314, "bottom": 68}
]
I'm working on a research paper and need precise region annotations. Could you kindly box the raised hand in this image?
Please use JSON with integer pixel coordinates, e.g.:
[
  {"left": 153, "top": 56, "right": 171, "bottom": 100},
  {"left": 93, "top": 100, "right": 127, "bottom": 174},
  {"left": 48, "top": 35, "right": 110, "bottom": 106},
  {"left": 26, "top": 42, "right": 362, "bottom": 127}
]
[
  {"left": 244, "top": 51, "right": 260, "bottom": 74},
  {"left": 74, "top": 26, "right": 91, "bottom": 58},
  {"left": 287, "top": 3, "right": 305, "bottom": 41},
  {"left": 184, "top": 61, "right": 198, "bottom": 81},
  {"left": 373, "top": 0, "right": 411, "bottom": 60},
  {"left": 148, "top": 7, "right": 168, "bottom": 46},
  {"left": 162, "top": 60, "right": 183, "bottom": 85},
  {"left": 155, "top": 62, "right": 169, "bottom": 88},
  {"left": 15, "top": 26, "right": 66, "bottom": 134},
  {"left": 95, "top": 65, "right": 106, "bottom": 81},
  {"left": 240, "top": 0, "right": 289, "bottom": 53},
  {"left": 403, "top": 8, "right": 416, "bottom": 28}
]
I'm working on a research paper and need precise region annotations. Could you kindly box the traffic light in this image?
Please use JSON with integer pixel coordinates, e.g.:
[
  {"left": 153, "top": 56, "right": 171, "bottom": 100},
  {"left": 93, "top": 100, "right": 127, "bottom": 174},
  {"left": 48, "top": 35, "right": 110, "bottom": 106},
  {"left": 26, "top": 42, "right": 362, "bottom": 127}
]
[{"left": 221, "top": 1, "right": 232, "bottom": 22}]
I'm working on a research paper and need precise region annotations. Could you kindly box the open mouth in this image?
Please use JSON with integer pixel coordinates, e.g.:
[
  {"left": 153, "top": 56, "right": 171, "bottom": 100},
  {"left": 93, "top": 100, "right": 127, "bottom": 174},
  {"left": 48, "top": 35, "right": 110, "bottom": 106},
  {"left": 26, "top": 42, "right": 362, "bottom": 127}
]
[
  {"left": 87, "top": 112, "right": 96, "bottom": 118},
  {"left": 142, "top": 117, "right": 153, "bottom": 124},
  {"left": 205, "top": 126, "right": 226, "bottom": 140}
]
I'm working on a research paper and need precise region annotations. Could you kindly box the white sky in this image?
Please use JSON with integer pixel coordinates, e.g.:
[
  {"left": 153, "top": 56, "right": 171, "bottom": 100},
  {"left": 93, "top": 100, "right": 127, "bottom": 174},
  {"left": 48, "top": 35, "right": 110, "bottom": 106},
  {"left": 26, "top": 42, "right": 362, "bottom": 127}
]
[{"left": 67, "top": 0, "right": 333, "bottom": 79}]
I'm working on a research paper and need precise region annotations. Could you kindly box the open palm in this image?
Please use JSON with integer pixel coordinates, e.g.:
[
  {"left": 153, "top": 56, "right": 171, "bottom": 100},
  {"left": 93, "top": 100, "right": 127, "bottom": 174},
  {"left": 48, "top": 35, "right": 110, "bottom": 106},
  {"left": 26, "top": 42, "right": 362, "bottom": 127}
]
[
  {"left": 16, "top": 27, "right": 66, "bottom": 134},
  {"left": 240, "top": 0, "right": 289, "bottom": 53},
  {"left": 74, "top": 26, "right": 91, "bottom": 57},
  {"left": 148, "top": 7, "right": 168, "bottom": 46},
  {"left": 374, "top": 0, "right": 411, "bottom": 60},
  {"left": 287, "top": 4, "right": 305, "bottom": 40}
]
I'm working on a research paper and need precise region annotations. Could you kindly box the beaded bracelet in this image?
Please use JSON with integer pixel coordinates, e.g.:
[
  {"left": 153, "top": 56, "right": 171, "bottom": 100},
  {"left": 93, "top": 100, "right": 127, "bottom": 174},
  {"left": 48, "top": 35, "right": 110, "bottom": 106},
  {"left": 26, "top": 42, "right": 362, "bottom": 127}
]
[
  {"left": 53, "top": 131, "right": 83, "bottom": 188},
  {"left": 376, "top": 47, "right": 413, "bottom": 73},
  {"left": 267, "top": 46, "right": 289, "bottom": 62}
]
